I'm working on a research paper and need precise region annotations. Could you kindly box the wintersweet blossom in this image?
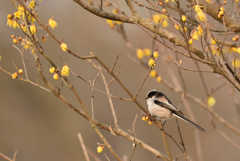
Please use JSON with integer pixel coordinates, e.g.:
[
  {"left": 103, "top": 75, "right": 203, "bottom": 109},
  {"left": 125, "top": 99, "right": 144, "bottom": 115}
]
[
  {"left": 150, "top": 70, "right": 157, "bottom": 78},
  {"left": 207, "top": 96, "right": 216, "bottom": 107},
  {"left": 29, "top": 0, "right": 36, "bottom": 10},
  {"left": 148, "top": 58, "right": 155, "bottom": 68},
  {"left": 60, "top": 43, "right": 68, "bottom": 51},
  {"left": 136, "top": 49, "right": 144, "bottom": 59},
  {"left": 61, "top": 65, "right": 70, "bottom": 76},
  {"left": 49, "top": 17, "right": 58, "bottom": 29},
  {"left": 97, "top": 145, "right": 104, "bottom": 153}
]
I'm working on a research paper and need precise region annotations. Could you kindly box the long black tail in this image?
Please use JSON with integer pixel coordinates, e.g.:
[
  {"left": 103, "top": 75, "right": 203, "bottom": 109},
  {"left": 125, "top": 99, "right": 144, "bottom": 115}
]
[{"left": 173, "top": 113, "right": 206, "bottom": 133}]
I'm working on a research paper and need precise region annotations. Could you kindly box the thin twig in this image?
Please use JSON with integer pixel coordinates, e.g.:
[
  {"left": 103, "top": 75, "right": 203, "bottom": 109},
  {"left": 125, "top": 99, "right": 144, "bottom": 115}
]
[
  {"left": 13, "top": 151, "right": 17, "bottom": 161},
  {"left": 159, "top": 123, "right": 173, "bottom": 161},
  {"left": 175, "top": 119, "right": 186, "bottom": 152},
  {"left": 78, "top": 133, "right": 91, "bottom": 161},
  {"left": 129, "top": 114, "right": 138, "bottom": 161},
  {"left": 0, "top": 153, "right": 13, "bottom": 161},
  {"left": 101, "top": 68, "right": 119, "bottom": 128},
  {"left": 163, "top": 129, "right": 184, "bottom": 153},
  {"left": 107, "top": 66, "right": 121, "bottom": 86},
  {"left": 217, "top": 128, "right": 240, "bottom": 151},
  {"left": 134, "top": 68, "right": 151, "bottom": 99},
  {"left": 110, "top": 55, "right": 120, "bottom": 73},
  {"left": 104, "top": 153, "right": 111, "bottom": 161}
]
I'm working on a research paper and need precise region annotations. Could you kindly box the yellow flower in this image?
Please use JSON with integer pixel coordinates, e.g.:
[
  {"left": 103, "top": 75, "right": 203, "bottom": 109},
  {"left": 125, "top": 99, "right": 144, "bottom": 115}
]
[
  {"left": 112, "top": 8, "right": 119, "bottom": 14},
  {"left": 97, "top": 145, "right": 104, "bottom": 153},
  {"left": 60, "top": 43, "right": 68, "bottom": 51},
  {"left": 182, "top": 15, "right": 186, "bottom": 21},
  {"left": 194, "top": 5, "right": 203, "bottom": 12},
  {"left": 232, "top": 59, "right": 240, "bottom": 68},
  {"left": 148, "top": 120, "right": 152, "bottom": 125},
  {"left": 53, "top": 73, "right": 59, "bottom": 80},
  {"left": 188, "top": 38, "right": 193, "bottom": 44},
  {"left": 218, "top": 10, "right": 224, "bottom": 18},
  {"left": 196, "top": 11, "right": 207, "bottom": 22},
  {"left": 180, "top": 26, "right": 187, "bottom": 32},
  {"left": 153, "top": 14, "right": 161, "bottom": 24},
  {"left": 162, "top": 20, "right": 169, "bottom": 28},
  {"left": 150, "top": 70, "right": 157, "bottom": 78},
  {"left": 61, "top": 65, "right": 70, "bottom": 76},
  {"left": 237, "top": 47, "right": 240, "bottom": 54},
  {"left": 7, "top": 14, "right": 13, "bottom": 20},
  {"left": 106, "top": 20, "right": 115, "bottom": 28},
  {"left": 174, "top": 23, "right": 180, "bottom": 30},
  {"left": 207, "top": 96, "right": 216, "bottom": 107},
  {"left": 49, "top": 67, "right": 56, "bottom": 73},
  {"left": 210, "top": 46, "right": 217, "bottom": 55},
  {"left": 7, "top": 14, "right": 13, "bottom": 26},
  {"left": 143, "top": 48, "right": 152, "bottom": 56},
  {"left": 7, "top": 19, "right": 13, "bottom": 27},
  {"left": 42, "top": 36, "right": 46, "bottom": 42},
  {"left": 116, "top": 21, "right": 122, "bottom": 24},
  {"left": 30, "top": 24, "right": 37, "bottom": 34},
  {"left": 49, "top": 18, "right": 58, "bottom": 29},
  {"left": 229, "top": 47, "right": 238, "bottom": 53},
  {"left": 18, "top": 5, "right": 24, "bottom": 13},
  {"left": 13, "top": 38, "right": 18, "bottom": 44},
  {"left": 191, "top": 30, "right": 199, "bottom": 40},
  {"left": 31, "top": 49, "right": 35, "bottom": 55},
  {"left": 31, "top": 16, "right": 36, "bottom": 23},
  {"left": 156, "top": 76, "right": 162, "bottom": 82},
  {"left": 153, "top": 51, "right": 159, "bottom": 58},
  {"left": 197, "top": 25, "right": 203, "bottom": 36},
  {"left": 153, "top": 14, "right": 169, "bottom": 28},
  {"left": 220, "top": 6, "right": 224, "bottom": 12},
  {"left": 13, "top": 20, "right": 20, "bottom": 29},
  {"left": 29, "top": 0, "right": 36, "bottom": 10},
  {"left": 232, "top": 35, "right": 239, "bottom": 41},
  {"left": 107, "top": 19, "right": 121, "bottom": 27},
  {"left": 12, "top": 72, "right": 18, "bottom": 79},
  {"left": 24, "top": 41, "right": 31, "bottom": 50},
  {"left": 18, "top": 69, "right": 23, "bottom": 74},
  {"left": 30, "top": 12, "right": 38, "bottom": 23},
  {"left": 211, "top": 38, "right": 216, "bottom": 44},
  {"left": 21, "top": 24, "right": 26, "bottom": 32},
  {"left": 148, "top": 58, "right": 155, "bottom": 68},
  {"left": 142, "top": 116, "right": 149, "bottom": 121},
  {"left": 14, "top": 11, "right": 21, "bottom": 19},
  {"left": 136, "top": 49, "right": 144, "bottom": 59}
]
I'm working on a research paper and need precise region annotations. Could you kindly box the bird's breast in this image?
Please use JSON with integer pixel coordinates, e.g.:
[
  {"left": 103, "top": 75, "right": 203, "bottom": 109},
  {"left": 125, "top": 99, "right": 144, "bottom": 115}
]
[{"left": 147, "top": 99, "right": 172, "bottom": 120}]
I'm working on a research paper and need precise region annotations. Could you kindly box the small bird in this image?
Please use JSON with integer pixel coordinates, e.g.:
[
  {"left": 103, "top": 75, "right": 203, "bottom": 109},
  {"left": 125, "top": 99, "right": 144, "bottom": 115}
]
[{"left": 146, "top": 89, "right": 206, "bottom": 132}]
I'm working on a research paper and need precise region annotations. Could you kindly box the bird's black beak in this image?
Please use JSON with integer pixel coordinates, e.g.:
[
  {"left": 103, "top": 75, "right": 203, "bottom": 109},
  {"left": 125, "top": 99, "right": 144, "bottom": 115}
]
[{"left": 145, "top": 97, "right": 148, "bottom": 99}]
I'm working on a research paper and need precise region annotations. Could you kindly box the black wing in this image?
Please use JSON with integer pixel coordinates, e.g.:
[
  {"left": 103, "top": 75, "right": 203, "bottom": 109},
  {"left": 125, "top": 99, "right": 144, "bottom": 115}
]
[{"left": 154, "top": 100, "right": 184, "bottom": 115}]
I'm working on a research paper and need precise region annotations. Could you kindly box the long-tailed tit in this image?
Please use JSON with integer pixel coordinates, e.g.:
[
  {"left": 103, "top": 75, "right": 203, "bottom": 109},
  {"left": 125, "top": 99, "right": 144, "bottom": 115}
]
[{"left": 146, "top": 89, "right": 206, "bottom": 132}]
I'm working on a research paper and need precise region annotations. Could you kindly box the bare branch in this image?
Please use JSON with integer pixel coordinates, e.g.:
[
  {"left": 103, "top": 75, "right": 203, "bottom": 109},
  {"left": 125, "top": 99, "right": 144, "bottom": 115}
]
[{"left": 78, "top": 133, "right": 91, "bottom": 161}]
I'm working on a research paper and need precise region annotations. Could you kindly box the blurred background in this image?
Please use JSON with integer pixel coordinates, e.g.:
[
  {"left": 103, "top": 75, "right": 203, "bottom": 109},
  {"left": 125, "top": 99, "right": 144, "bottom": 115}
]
[{"left": 0, "top": 0, "right": 240, "bottom": 160}]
